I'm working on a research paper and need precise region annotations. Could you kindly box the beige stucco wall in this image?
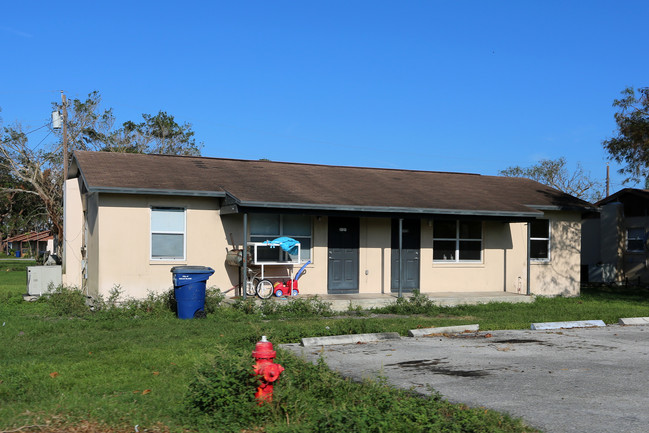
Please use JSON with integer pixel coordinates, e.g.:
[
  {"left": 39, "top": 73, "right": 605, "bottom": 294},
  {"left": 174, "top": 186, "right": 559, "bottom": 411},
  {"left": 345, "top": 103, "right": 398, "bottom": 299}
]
[
  {"left": 420, "top": 220, "right": 523, "bottom": 293},
  {"left": 84, "top": 193, "right": 97, "bottom": 296},
  {"left": 90, "top": 194, "right": 234, "bottom": 299},
  {"left": 64, "top": 185, "right": 583, "bottom": 298},
  {"left": 301, "top": 216, "right": 328, "bottom": 294},
  {"left": 359, "top": 218, "right": 391, "bottom": 294},
  {"left": 62, "top": 178, "right": 83, "bottom": 289},
  {"left": 529, "top": 211, "right": 582, "bottom": 296},
  {"left": 308, "top": 215, "right": 580, "bottom": 296}
]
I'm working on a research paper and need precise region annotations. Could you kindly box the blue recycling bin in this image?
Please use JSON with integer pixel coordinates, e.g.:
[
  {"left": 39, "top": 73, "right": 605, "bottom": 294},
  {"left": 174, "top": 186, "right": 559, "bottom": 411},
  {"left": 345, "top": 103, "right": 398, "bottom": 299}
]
[
  {"left": 15, "top": 250, "right": 21, "bottom": 258},
  {"left": 171, "top": 266, "right": 215, "bottom": 319}
]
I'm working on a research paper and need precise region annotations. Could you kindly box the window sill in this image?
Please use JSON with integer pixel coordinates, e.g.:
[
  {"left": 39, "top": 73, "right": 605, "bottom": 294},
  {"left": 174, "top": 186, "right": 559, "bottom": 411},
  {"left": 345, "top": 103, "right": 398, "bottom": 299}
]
[
  {"left": 531, "top": 259, "right": 551, "bottom": 264},
  {"left": 432, "top": 262, "right": 484, "bottom": 268},
  {"left": 150, "top": 260, "right": 187, "bottom": 265}
]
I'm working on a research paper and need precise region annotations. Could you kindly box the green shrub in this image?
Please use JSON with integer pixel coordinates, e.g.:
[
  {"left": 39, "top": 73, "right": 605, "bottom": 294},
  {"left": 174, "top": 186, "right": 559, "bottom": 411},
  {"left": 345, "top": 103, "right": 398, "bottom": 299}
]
[
  {"left": 204, "top": 286, "right": 225, "bottom": 313},
  {"left": 42, "top": 286, "right": 90, "bottom": 317},
  {"left": 231, "top": 296, "right": 334, "bottom": 318},
  {"left": 92, "top": 286, "right": 224, "bottom": 319},
  {"left": 92, "top": 286, "right": 172, "bottom": 318},
  {"left": 376, "top": 291, "right": 441, "bottom": 315},
  {"left": 185, "top": 348, "right": 269, "bottom": 431}
]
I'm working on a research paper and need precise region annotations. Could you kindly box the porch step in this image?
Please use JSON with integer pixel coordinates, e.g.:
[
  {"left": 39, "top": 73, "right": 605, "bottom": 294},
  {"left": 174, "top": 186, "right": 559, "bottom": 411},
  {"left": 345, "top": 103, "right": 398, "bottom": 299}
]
[
  {"left": 308, "top": 292, "right": 534, "bottom": 312},
  {"left": 226, "top": 292, "right": 534, "bottom": 312}
]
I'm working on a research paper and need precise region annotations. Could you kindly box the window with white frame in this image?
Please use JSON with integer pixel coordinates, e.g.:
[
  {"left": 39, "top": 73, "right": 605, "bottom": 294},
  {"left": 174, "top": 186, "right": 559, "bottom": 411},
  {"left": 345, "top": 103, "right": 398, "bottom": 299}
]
[
  {"left": 249, "top": 214, "right": 311, "bottom": 262},
  {"left": 530, "top": 219, "right": 550, "bottom": 260},
  {"left": 433, "top": 220, "right": 482, "bottom": 262},
  {"left": 627, "top": 227, "right": 645, "bottom": 252},
  {"left": 151, "top": 207, "right": 185, "bottom": 260}
]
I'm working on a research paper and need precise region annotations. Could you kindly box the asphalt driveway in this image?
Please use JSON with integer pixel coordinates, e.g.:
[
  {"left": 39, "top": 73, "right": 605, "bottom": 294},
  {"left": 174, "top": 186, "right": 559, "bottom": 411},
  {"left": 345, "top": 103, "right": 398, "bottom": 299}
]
[{"left": 283, "top": 325, "right": 649, "bottom": 433}]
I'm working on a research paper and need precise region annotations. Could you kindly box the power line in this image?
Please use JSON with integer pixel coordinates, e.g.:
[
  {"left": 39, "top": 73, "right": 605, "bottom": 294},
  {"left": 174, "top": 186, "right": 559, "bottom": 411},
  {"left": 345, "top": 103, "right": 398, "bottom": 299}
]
[
  {"left": 23, "top": 124, "right": 49, "bottom": 135},
  {"left": 31, "top": 130, "right": 53, "bottom": 152},
  {"left": 1, "top": 123, "right": 50, "bottom": 145}
]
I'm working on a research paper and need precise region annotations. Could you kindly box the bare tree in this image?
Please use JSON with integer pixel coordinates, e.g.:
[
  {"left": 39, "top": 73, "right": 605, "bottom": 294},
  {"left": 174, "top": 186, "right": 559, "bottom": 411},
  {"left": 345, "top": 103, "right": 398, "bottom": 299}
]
[
  {"left": 0, "top": 91, "right": 202, "bottom": 253},
  {"left": 499, "top": 157, "right": 602, "bottom": 203}
]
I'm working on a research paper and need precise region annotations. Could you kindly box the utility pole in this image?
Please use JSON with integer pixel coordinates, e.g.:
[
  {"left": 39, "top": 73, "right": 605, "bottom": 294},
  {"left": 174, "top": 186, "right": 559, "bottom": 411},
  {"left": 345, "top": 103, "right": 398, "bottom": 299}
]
[
  {"left": 61, "top": 91, "right": 68, "bottom": 270},
  {"left": 61, "top": 91, "right": 68, "bottom": 180},
  {"left": 606, "top": 163, "right": 610, "bottom": 197}
]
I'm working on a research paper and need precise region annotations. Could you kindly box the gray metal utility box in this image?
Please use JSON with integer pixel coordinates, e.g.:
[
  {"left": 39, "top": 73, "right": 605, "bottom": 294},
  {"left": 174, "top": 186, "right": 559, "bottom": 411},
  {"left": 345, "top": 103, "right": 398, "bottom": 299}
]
[{"left": 27, "top": 265, "right": 62, "bottom": 296}]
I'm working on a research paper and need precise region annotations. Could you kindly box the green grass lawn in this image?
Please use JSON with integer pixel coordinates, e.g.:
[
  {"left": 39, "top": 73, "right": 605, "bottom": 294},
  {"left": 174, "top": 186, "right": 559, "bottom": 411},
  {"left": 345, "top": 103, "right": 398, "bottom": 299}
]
[
  {"left": 1, "top": 264, "right": 648, "bottom": 432},
  {"left": 0, "top": 259, "right": 35, "bottom": 300}
]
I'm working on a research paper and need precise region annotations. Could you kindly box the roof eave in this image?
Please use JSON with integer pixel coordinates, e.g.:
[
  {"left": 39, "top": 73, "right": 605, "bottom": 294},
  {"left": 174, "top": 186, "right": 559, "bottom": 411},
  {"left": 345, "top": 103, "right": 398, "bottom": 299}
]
[
  {"left": 225, "top": 200, "right": 543, "bottom": 218},
  {"left": 527, "top": 204, "right": 597, "bottom": 212},
  {"left": 85, "top": 186, "right": 226, "bottom": 197}
]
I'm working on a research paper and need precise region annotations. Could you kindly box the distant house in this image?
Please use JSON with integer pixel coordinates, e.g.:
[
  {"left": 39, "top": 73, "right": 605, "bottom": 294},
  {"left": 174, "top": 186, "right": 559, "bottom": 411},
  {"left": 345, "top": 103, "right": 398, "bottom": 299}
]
[
  {"left": 582, "top": 188, "right": 649, "bottom": 285},
  {"left": 63, "top": 151, "right": 594, "bottom": 300},
  {"left": 3, "top": 230, "right": 53, "bottom": 257}
]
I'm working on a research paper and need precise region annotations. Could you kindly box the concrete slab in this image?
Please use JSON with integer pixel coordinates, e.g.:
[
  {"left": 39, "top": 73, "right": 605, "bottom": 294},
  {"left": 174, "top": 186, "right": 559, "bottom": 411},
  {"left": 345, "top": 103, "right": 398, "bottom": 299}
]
[
  {"left": 228, "top": 292, "right": 534, "bottom": 312},
  {"left": 530, "top": 319, "right": 606, "bottom": 330},
  {"left": 619, "top": 317, "right": 649, "bottom": 325},
  {"left": 303, "top": 291, "right": 534, "bottom": 312},
  {"left": 301, "top": 332, "right": 401, "bottom": 347},
  {"left": 283, "top": 325, "right": 649, "bottom": 433},
  {"left": 408, "top": 324, "right": 480, "bottom": 337}
]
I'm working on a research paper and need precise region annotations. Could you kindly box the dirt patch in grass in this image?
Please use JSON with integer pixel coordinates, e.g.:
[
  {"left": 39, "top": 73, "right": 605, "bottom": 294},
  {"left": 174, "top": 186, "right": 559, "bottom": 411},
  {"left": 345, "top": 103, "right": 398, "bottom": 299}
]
[
  {"left": 433, "top": 314, "right": 478, "bottom": 321},
  {"left": 4, "top": 419, "right": 172, "bottom": 433}
]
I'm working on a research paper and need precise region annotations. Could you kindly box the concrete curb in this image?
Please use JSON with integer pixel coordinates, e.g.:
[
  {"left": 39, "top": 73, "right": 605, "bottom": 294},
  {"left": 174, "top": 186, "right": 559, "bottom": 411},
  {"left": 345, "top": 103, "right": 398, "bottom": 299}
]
[
  {"left": 531, "top": 320, "right": 606, "bottom": 330},
  {"left": 301, "top": 332, "right": 401, "bottom": 347},
  {"left": 619, "top": 317, "right": 649, "bottom": 325},
  {"left": 408, "top": 324, "right": 480, "bottom": 337}
]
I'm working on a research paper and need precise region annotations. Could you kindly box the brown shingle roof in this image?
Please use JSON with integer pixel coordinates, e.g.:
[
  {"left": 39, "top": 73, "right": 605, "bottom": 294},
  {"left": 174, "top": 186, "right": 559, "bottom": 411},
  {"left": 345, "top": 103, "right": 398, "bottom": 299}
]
[{"left": 70, "top": 151, "right": 593, "bottom": 217}]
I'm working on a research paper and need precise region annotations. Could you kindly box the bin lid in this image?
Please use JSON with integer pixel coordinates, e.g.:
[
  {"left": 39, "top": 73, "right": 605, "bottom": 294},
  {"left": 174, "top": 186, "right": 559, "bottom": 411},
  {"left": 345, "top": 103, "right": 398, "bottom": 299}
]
[{"left": 171, "top": 266, "right": 215, "bottom": 274}]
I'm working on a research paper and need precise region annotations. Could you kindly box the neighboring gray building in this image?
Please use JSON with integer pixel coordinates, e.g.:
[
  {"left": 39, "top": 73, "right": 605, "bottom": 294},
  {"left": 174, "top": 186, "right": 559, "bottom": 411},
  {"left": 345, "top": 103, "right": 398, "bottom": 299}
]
[{"left": 582, "top": 189, "right": 649, "bottom": 285}]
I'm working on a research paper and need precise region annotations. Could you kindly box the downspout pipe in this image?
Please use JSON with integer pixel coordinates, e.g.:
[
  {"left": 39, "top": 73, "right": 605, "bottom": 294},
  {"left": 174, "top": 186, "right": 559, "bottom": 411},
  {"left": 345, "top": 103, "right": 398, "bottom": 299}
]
[
  {"left": 526, "top": 222, "right": 531, "bottom": 296},
  {"left": 398, "top": 218, "right": 403, "bottom": 298},
  {"left": 243, "top": 213, "right": 248, "bottom": 299}
]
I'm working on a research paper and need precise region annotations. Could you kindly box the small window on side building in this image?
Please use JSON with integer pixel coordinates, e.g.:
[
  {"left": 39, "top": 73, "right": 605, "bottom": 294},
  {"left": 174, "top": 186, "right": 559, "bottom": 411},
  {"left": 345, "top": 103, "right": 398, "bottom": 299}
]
[
  {"left": 530, "top": 219, "right": 550, "bottom": 261},
  {"left": 627, "top": 228, "right": 645, "bottom": 252}
]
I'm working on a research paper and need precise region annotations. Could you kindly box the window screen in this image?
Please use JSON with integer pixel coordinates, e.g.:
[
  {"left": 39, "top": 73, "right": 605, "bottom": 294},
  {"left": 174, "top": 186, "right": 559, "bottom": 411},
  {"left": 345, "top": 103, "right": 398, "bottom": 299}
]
[{"left": 151, "top": 208, "right": 185, "bottom": 259}]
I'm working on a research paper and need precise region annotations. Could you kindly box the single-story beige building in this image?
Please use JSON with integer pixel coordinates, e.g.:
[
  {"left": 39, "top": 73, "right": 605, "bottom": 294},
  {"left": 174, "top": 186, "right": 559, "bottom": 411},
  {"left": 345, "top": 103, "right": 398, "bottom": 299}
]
[{"left": 63, "top": 151, "right": 593, "bottom": 300}]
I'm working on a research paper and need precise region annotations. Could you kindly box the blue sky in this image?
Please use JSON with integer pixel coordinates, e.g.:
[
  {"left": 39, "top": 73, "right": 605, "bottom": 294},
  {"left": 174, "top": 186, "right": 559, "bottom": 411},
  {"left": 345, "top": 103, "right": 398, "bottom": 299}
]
[{"left": 2, "top": 1, "right": 648, "bottom": 194}]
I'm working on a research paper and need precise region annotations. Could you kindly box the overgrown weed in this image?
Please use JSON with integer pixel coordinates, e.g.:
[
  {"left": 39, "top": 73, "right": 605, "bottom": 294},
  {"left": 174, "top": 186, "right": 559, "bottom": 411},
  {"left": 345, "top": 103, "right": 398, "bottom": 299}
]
[
  {"left": 230, "top": 296, "right": 334, "bottom": 318},
  {"left": 375, "top": 290, "right": 441, "bottom": 315},
  {"left": 186, "top": 349, "right": 536, "bottom": 432},
  {"left": 41, "top": 285, "right": 90, "bottom": 317},
  {"left": 39, "top": 285, "right": 226, "bottom": 319}
]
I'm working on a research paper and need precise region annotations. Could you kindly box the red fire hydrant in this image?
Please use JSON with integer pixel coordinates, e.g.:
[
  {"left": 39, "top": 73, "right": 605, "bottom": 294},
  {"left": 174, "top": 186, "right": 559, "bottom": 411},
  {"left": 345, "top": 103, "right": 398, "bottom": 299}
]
[{"left": 252, "top": 336, "right": 284, "bottom": 403}]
